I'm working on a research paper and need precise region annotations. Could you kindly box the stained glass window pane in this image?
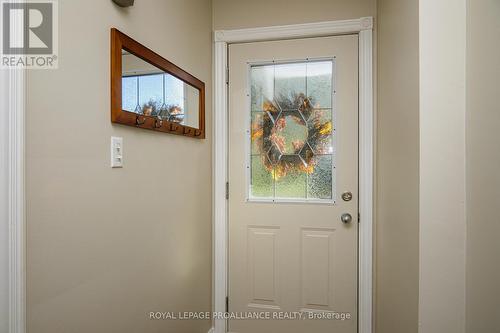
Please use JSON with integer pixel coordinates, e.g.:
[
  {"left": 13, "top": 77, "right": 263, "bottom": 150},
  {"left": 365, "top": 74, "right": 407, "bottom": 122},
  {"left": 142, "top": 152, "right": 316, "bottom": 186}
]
[
  {"left": 275, "top": 63, "right": 306, "bottom": 110},
  {"left": 275, "top": 156, "right": 307, "bottom": 198},
  {"left": 275, "top": 110, "right": 308, "bottom": 155},
  {"left": 307, "top": 61, "right": 333, "bottom": 109},
  {"left": 307, "top": 155, "right": 333, "bottom": 199},
  {"left": 250, "top": 155, "right": 274, "bottom": 198},
  {"left": 251, "top": 66, "right": 274, "bottom": 112},
  {"left": 251, "top": 112, "right": 265, "bottom": 155},
  {"left": 249, "top": 60, "right": 335, "bottom": 202},
  {"left": 308, "top": 108, "right": 334, "bottom": 155}
]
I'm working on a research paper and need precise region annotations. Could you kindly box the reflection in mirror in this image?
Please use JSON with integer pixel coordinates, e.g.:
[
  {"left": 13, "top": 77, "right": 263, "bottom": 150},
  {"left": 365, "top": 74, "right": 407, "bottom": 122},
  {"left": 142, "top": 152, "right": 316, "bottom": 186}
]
[{"left": 121, "top": 50, "right": 200, "bottom": 129}]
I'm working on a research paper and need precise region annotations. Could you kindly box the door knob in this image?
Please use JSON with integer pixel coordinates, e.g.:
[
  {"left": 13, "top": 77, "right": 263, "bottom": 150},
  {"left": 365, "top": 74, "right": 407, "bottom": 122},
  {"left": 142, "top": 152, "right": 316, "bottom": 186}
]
[{"left": 341, "top": 213, "right": 352, "bottom": 224}]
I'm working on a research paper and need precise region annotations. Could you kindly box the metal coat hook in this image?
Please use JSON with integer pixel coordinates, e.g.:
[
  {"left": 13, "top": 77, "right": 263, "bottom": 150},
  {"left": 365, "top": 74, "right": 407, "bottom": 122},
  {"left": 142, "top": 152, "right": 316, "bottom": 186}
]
[
  {"left": 154, "top": 118, "right": 163, "bottom": 128},
  {"left": 136, "top": 115, "right": 146, "bottom": 126}
]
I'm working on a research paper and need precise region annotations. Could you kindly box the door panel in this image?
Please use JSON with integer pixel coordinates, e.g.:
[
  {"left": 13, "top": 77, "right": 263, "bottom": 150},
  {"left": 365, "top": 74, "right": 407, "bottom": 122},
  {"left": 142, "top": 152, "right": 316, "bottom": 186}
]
[
  {"left": 301, "top": 227, "right": 336, "bottom": 311},
  {"left": 228, "top": 35, "right": 359, "bottom": 333},
  {"left": 248, "top": 226, "right": 280, "bottom": 308}
]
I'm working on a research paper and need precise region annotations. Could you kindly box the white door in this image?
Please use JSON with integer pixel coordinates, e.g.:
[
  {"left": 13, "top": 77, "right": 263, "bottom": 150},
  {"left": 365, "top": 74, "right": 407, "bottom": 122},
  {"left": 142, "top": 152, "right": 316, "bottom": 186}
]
[{"left": 228, "top": 35, "right": 359, "bottom": 333}]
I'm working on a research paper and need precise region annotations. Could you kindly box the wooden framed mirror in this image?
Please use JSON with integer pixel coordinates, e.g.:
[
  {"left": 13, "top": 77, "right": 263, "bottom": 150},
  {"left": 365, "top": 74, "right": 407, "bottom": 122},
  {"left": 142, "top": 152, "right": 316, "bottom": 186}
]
[{"left": 111, "top": 28, "right": 205, "bottom": 138}]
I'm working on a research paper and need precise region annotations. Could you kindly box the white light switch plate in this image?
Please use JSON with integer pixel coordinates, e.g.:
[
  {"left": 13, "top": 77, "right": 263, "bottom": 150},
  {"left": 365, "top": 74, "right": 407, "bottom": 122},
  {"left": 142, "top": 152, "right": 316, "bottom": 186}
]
[{"left": 111, "top": 136, "right": 123, "bottom": 168}]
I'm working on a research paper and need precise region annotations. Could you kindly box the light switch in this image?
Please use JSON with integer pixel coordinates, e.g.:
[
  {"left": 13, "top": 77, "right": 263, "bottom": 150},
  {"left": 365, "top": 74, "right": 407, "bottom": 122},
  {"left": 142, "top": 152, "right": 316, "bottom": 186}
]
[{"left": 111, "top": 136, "right": 123, "bottom": 168}]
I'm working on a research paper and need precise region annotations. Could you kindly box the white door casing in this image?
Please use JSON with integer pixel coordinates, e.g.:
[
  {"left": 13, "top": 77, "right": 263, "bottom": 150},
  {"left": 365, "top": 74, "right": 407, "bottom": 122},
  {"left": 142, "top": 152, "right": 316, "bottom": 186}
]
[
  {"left": 1, "top": 65, "right": 26, "bottom": 333},
  {"left": 213, "top": 17, "right": 374, "bottom": 333},
  {"left": 1, "top": 6, "right": 27, "bottom": 331}
]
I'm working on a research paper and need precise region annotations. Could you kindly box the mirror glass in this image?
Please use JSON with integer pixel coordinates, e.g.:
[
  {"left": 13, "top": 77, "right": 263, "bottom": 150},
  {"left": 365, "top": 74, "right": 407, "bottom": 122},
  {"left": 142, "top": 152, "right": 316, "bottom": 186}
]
[{"left": 121, "top": 50, "right": 200, "bottom": 129}]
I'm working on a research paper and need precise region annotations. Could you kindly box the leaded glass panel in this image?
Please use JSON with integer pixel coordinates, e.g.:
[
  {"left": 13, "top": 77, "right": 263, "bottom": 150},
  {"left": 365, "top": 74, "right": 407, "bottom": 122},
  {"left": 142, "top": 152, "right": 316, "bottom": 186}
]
[{"left": 249, "top": 60, "right": 335, "bottom": 201}]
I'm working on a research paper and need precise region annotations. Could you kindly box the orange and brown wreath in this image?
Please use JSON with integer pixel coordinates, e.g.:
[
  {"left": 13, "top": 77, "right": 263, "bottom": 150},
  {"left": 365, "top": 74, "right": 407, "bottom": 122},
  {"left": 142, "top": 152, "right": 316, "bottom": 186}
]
[{"left": 251, "top": 93, "right": 333, "bottom": 179}]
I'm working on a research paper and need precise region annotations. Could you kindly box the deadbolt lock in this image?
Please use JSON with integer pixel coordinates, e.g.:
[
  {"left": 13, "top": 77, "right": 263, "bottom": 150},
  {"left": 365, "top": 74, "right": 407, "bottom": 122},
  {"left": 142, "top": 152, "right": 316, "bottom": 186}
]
[{"left": 342, "top": 191, "right": 353, "bottom": 202}]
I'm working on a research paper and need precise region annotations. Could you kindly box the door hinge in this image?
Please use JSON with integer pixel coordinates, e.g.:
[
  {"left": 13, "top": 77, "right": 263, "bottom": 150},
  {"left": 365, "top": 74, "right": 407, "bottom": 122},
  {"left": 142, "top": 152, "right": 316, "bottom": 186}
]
[
  {"left": 358, "top": 213, "right": 360, "bottom": 223},
  {"left": 226, "top": 67, "right": 229, "bottom": 84},
  {"left": 225, "top": 296, "right": 229, "bottom": 312},
  {"left": 225, "top": 182, "right": 229, "bottom": 200}
]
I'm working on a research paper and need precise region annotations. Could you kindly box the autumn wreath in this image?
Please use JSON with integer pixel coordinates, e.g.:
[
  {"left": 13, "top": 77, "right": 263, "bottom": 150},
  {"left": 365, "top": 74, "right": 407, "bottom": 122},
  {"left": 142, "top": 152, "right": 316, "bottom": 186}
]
[{"left": 251, "top": 93, "right": 333, "bottom": 179}]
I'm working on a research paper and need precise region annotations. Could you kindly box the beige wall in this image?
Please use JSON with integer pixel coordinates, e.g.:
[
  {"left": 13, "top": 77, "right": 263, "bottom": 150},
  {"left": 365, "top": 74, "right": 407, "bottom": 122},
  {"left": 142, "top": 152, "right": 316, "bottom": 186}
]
[
  {"left": 23, "top": 0, "right": 500, "bottom": 332},
  {"left": 26, "top": 1, "right": 212, "bottom": 332},
  {"left": 419, "top": 0, "right": 466, "bottom": 332},
  {"left": 465, "top": 1, "right": 500, "bottom": 332},
  {"left": 213, "top": 1, "right": 420, "bottom": 333},
  {"left": 213, "top": 0, "right": 376, "bottom": 30},
  {"left": 376, "top": 0, "right": 419, "bottom": 332}
]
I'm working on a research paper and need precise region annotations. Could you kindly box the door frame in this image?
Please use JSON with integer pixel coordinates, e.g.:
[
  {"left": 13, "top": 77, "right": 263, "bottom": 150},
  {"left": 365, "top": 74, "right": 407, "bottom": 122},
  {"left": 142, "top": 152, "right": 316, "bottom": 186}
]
[
  {"left": 1, "top": 63, "right": 27, "bottom": 332},
  {"left": 213, "top": 17, "right": 374, "bottom": 333},
  {"left": 1, "top": 4, "right": 27, "bottom": 331}
]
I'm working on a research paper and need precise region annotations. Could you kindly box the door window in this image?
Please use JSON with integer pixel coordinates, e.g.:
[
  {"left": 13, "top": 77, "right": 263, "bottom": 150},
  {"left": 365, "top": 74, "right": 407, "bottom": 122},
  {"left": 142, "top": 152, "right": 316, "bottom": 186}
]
[{"left": 249, "top": 60, "right": 336, "bottom": 202}]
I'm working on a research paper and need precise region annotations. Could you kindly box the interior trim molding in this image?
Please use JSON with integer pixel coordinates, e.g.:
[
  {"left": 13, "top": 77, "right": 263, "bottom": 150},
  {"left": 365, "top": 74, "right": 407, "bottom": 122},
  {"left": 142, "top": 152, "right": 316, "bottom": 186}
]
[
  {"left": 358, "top": 28, "right": 374, "bottom": 333},
  {"left": 212, "top": 40, "right": 228, "bottom": 333},
  {"left": 7, "top": 66, "right": 26, "bottom": 333},
  {"left": 214, "top": 17, "right": 373, "bottom": 43},
  {"left": 5, "top": 6, "right": 27, "bottom": 332},
  {"left": 213, "top": 18, "right": 374, "bottom": 333}
]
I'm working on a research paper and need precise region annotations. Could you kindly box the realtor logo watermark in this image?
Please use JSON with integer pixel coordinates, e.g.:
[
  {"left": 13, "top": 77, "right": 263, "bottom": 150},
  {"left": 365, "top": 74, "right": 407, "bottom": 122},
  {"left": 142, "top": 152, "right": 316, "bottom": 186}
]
[{"left": 1, "top": 0, "right": 58, "bottom": 69}]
